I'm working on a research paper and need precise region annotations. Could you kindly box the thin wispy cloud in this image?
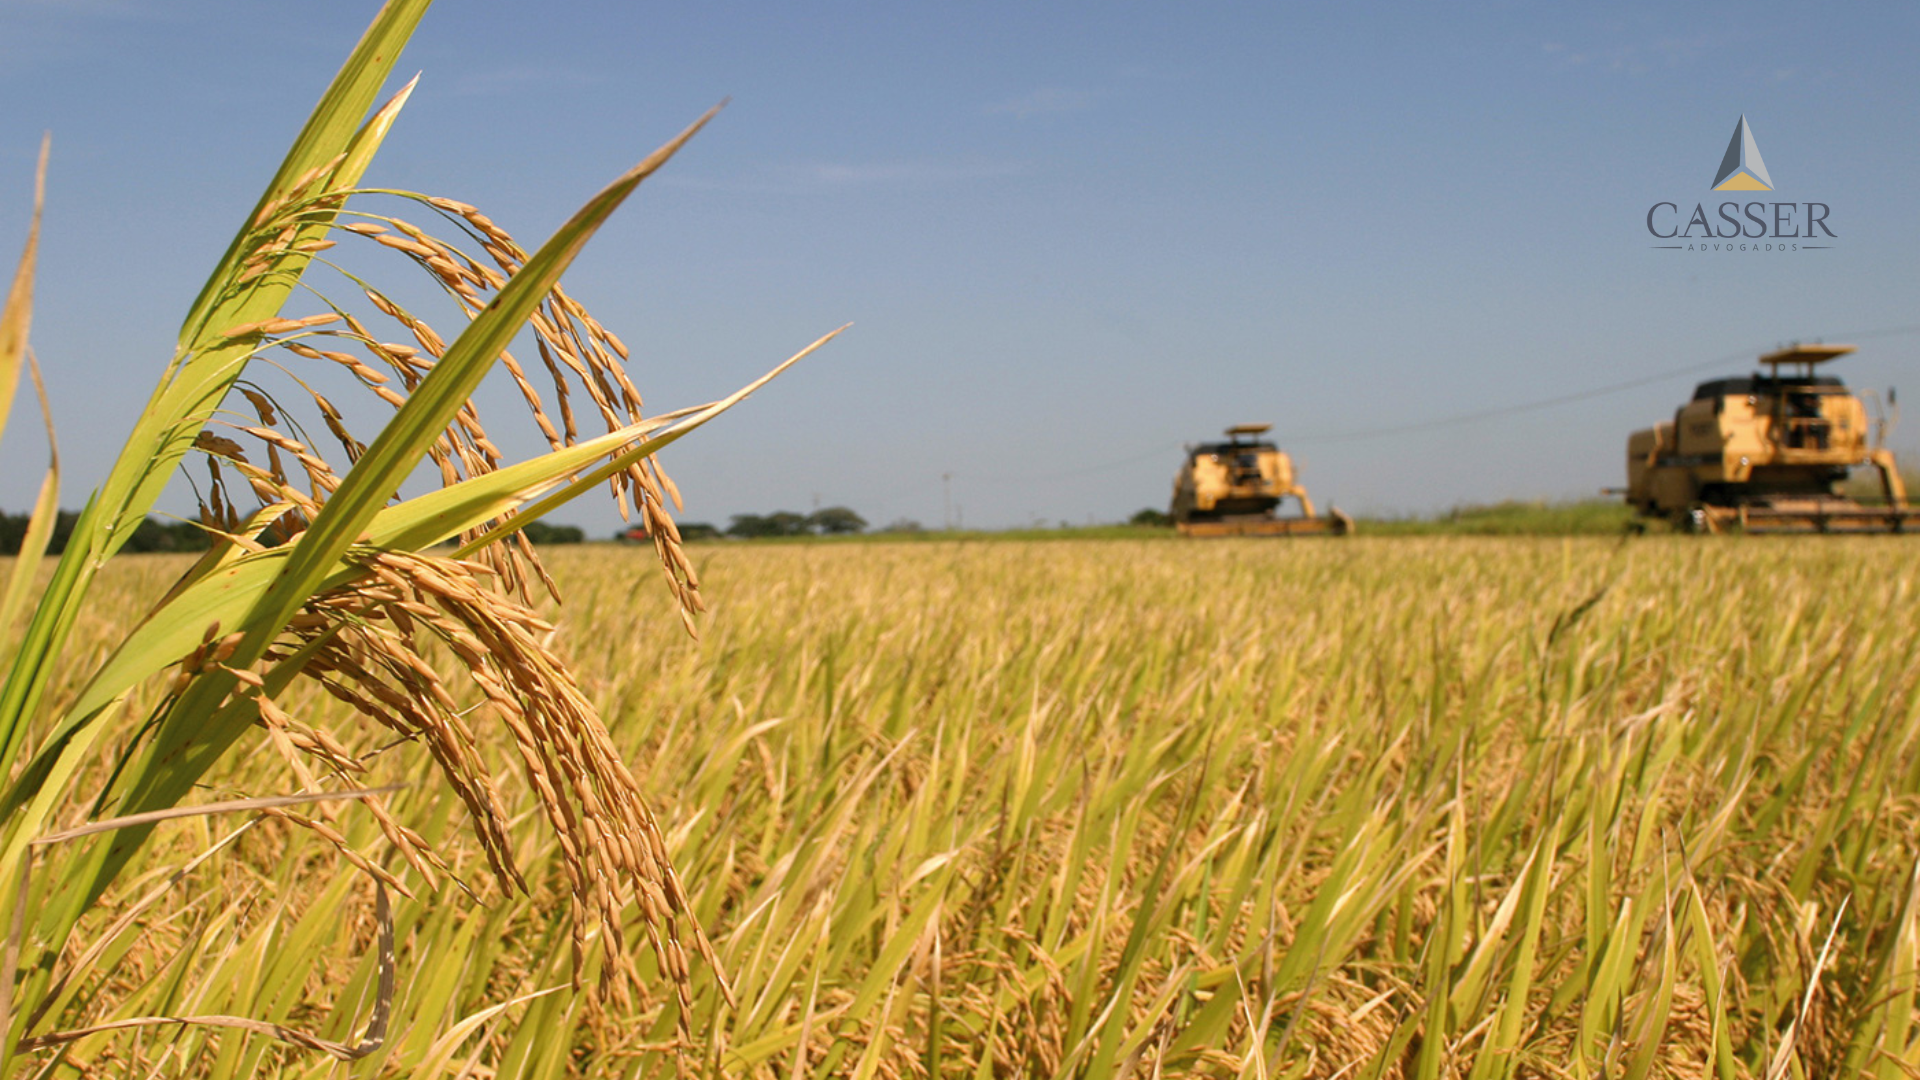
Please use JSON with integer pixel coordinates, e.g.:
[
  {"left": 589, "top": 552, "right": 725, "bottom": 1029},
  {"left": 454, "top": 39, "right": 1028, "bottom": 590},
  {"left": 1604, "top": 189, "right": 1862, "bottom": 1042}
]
[
  {"left": 988, "top": 87, "right": 1096, "bottom": 119},
  {"left": 661, "top": 159, "right": 1025, "bottom": 194},
  {"left": 1541, "top": 32, "right": 1718, "bottom": 75},
  {"left": 1, "top": 0, "right": 156, "bottom": 14},
  {"left": 793, "top": 160, "right": 1024, "bottom": 186},
  {"left": 454, "top": 65, "right": 605, "bottom": 97},
  {"left": 0, "top": 0, "right": 176, "bottom": 64}
]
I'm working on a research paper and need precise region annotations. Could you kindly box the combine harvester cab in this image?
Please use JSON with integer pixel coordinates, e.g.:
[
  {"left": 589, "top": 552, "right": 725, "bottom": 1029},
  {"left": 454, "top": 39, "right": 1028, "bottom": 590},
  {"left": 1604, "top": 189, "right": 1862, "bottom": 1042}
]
[
  {"left": 1624, "top": 344, "right": 1911, "bottom": 533},
  {"left": 1171, "top": 424, "right": 1352, "bottom": 537}
]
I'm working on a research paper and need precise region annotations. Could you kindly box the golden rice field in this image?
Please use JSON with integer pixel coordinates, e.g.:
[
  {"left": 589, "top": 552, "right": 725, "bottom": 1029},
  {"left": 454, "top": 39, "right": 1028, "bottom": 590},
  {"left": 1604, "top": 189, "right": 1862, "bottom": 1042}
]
[{"left": 25, "top": 534, "right": 1920, "bottom": 1078}]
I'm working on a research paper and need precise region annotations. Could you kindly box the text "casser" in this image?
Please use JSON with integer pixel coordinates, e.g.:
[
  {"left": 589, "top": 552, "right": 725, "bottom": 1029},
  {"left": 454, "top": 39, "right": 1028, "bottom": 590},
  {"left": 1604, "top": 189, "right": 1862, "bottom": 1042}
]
[{"left": 1647, "top": 202, "right": 1835, "bottom": 239}]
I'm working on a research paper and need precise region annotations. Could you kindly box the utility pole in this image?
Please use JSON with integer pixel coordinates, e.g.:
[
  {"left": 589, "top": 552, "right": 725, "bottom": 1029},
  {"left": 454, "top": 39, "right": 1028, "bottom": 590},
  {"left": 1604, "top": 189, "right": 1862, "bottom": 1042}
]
[{"left": 942, "top": 472, "right": 953, "bottom": 531}]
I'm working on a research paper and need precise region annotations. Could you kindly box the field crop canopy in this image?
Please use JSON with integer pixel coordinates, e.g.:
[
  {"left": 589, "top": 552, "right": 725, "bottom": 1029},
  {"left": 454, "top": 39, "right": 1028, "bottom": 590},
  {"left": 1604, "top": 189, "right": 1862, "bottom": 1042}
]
[{"left": 10, "top": 528, "right": 1920, "bottom": 1077}]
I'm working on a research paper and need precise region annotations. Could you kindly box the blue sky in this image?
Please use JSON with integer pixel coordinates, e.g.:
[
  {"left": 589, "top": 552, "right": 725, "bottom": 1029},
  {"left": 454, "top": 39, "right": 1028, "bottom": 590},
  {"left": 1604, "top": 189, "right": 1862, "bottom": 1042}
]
[{"left": 3, "top": 1, "right": 1916, "bottom": 532}]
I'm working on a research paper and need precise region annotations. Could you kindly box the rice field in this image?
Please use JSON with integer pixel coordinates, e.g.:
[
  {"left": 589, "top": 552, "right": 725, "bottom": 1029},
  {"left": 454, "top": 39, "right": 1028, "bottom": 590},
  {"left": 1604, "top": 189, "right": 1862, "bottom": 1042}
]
[{"left": 24, "top": 534, "right": 1920, "bottom": 1078}]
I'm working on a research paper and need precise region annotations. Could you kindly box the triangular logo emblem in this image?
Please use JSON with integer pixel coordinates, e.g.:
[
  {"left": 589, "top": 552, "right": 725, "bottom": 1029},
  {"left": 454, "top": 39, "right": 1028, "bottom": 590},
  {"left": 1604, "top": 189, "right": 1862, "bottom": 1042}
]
[{"left": 1712, "top": 115, "right": 1772, "bottom": 191}]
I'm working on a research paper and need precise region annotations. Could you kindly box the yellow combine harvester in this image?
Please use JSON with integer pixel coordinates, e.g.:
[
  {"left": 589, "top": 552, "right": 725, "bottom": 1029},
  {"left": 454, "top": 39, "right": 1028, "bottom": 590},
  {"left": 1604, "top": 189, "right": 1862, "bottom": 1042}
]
[
  {"left": 1625, "top": 344, "right": 1910, "bottom": 533},
  {"left": 1171, "top": 424, "right": 1351, "bottom": 537}
]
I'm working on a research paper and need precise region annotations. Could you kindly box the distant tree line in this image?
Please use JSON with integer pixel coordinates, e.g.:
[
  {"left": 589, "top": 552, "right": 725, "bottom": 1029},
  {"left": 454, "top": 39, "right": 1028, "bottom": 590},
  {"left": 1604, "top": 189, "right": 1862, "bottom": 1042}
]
[
  {"left": 0, "top": 510, "right": 212, "bottom": 555},
  {"left": 614, "top": 521, "right": 721, "bottom": 542},
  {"left": 0, "top": 511, "right": 611, "bottom": 556},
  {"left": 610, "top": 507, "right": 867, "bottom": 543},
  {"left": 519, "top": 520, "right": 584, "bottom": 545},
  {"left": 726, "top": 506, "right": 867, "bottom": 538}
]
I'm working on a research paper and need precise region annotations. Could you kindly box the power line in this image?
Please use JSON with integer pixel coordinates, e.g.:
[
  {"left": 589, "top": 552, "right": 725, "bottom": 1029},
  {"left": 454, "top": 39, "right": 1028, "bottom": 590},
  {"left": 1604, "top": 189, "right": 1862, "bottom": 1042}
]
[
  {"left": 1288, "top": 324, "right": 1920, "bottom": 446},
  {"left": 965, "top": 440, "right": 1187, "bottom": 487},
  {"left": 1288, "top": 351, "right": 1754, "bottom": 446}
]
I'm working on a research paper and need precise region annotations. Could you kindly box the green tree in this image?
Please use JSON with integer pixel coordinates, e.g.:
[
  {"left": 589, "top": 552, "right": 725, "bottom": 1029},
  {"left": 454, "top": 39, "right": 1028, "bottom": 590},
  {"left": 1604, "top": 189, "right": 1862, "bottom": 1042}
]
[
  {"left": 521, "top": 520, "right": 585, "bottom": 545},
  {"left": 728, "top": 511, "right": 810, "bottom": 538},
  {"left": 807, "top": 506, "right": 866, "bottom": 534}
]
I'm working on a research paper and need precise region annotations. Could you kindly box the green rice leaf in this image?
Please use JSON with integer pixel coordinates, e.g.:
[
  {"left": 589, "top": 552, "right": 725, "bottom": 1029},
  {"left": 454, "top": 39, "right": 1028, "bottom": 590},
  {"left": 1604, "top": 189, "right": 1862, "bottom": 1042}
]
[
  {"left": 0, "top": 135, "right": 45, "bottom": 451},
  {"left": 0, "top": 353, "right": 59, "bottom": 642}
]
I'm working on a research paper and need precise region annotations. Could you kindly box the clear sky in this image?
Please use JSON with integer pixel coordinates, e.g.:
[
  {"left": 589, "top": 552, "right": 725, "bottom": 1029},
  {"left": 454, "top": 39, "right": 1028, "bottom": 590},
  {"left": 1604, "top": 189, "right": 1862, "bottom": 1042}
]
[{"left": 3, "top": 1, "right": 1917, "bottom": 534}]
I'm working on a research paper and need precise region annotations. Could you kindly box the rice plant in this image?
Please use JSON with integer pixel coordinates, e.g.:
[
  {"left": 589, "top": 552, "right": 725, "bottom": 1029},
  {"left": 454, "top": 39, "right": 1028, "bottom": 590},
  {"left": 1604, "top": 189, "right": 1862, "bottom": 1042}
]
[{"left": 0, "top": 1, "right": 834, "bottom": 1071}]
